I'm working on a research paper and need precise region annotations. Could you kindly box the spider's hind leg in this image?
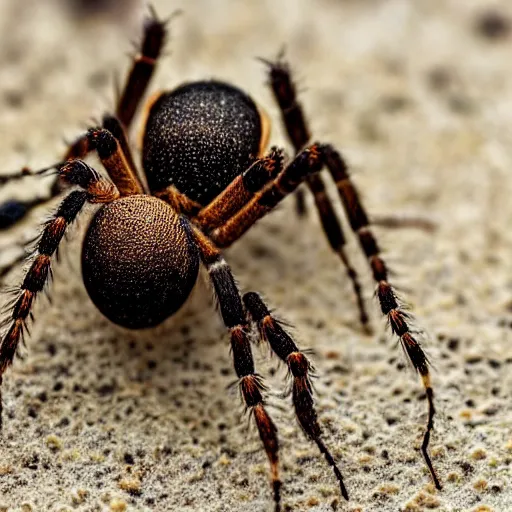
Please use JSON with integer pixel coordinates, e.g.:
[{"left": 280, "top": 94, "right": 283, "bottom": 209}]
[
  {"left": 115, "top": 6, "right": 170, "bottom": 128},
  {"left": 263, "top": 56, "right": 442, "bottom": 489}
]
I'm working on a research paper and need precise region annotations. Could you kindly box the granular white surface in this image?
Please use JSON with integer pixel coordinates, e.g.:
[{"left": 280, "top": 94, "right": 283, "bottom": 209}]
[{"left": 0, "top": 1, "right": 511, "bottom": 511}]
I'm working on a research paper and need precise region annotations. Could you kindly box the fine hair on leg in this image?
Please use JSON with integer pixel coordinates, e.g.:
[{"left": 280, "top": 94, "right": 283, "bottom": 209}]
[
  {"left": 194, "top": 147, "right": 285, "bottom": 231},
  {"left": 262, "top": 56, "right": 370, "bottom": 328},
  {"left": 192, "top": 225, "right": 282, "bottom": 511},
  {"left": 323, "top": 145, "right": 441, "bottom": 489},
  {"left": 0, "top": 160, "right": 119, "bottom": 428},
  {"left": 243, "top": 291, "right": 349, "bottom": 500},
  {"left": 210, "top": 144, "right": 324, "bottom": 247}
]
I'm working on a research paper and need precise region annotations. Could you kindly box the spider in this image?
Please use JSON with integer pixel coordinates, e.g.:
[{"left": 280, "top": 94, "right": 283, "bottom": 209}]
[{"left": 0, "top": 8, "right": 441, "bottom": 510}]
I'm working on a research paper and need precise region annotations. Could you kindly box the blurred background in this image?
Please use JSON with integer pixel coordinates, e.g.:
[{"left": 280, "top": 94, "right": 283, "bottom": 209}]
[{"left": 0, "top": 0, "right": 511, "bottom": 511}]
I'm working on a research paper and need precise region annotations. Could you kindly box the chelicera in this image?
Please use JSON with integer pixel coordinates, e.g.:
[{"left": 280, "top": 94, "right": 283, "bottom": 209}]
[{"left": 0, "top": 8, "right": 442, "bottom": 510}]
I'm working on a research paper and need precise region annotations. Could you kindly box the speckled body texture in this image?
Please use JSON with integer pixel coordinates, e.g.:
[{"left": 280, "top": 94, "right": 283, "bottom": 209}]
[
  {"left": 82, "top": 195, "right": 199, "bottom": 329},
  {"left": 142, "top": 81, "right": 262, "bottom": 204}
]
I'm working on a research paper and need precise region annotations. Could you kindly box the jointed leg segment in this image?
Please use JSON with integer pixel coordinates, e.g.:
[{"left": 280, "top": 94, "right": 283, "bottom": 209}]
[
  {"left": 194, "top": 147, "right": 285, "bottom": 231},
  {"left": 192, "top": 226, "right": 281, "bottom": 510},
  {"left": 86, "top": 127, "right": 144, "bottom": 195},
  {"left": 0, "top": 122, "right": 140, "bottom": 283},
  {"left": 323, "top": 146, "right": 442, "bottom": 489},
  {"left": 262, "top": 57, "right": 370, "bottom": 328},
  {"left": 116, "top": 7, "right": 168, "bottom": 128},
  {"left": 262, "top": 56, "right": 441, "bottom": 489},
  {"left": 192, "top": 224, "right": 351, "bottom": 506},
  {"left": 0, "top": 160, "right": 118, "bottom": 427},
  {"left": 0, "top": 114, "right": 140, "bottom": 235},
  {"left": 210, "top": 144, "right": 324, "bottom": 247},
  {"left": 244, "top": 292, "right": 349, "bottom": 500}
]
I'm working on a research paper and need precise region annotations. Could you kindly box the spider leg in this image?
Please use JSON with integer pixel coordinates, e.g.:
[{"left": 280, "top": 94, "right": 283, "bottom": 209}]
[
  {"left": 0, "top": 110, "right": 136, "bottom": 236},
  {"left": 0, "top": 164, "right": 71, "bottom": 233},
  {"left": 0, "top": 160, "right": 119, "bottom": 429},
  {"left": 156, "top": 147, "right": 284, "bottom": 224},
  {"left": 67, "top": 7, "right": 170, "bottom": 190},
  {"left": 204, "top": 140, "right": 442, "bottom": 487},
  {"left": 57, "top": 7, "right": 170, "bottom": 167},
  {"left": 193, "top": 147, "right": 285, "bottom": 231},
  {"left": 86, "top": 127, "right": 144, "bottom": 195},
  {"left": 0, "top": 120, "right": 141, "bottom": 253},
  {"left": 100, "top": 114, "right": 139, "bottom": 183},
  {"left": 64, "top": 116, "right": 144, "bottom": 197},
  {"left": 371, "top": 213, "right": 438, "bottom": 232},
  {"left": 323, "top": 145, "right": 442, "bottom": 490},
  {"left": 0, "top": 6, "right": 165, "bottom": 231},
  {"left": 209, "top": 144, "right": 323, "bottom": 247},
  {"left": 192, "top": 226, "right": 281, "bottom": 511},
  {"left": 243, "top": 291, "right": 349, "bottom": 500},
  {"left": 115, "top": 7, "right": 169, "bottom": 128},
  {"left": 154, "top": 185, "right": 203, "bottom": 217},
  {"left": 262, "top": 57, "right": 369, "bottom": 328}
]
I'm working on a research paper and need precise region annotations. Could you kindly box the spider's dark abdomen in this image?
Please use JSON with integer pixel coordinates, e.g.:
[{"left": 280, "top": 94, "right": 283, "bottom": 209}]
[
  {"left": 81, "top": 195, "right": 199, "bottom": 329},
  {"left": 142, "top": 81, "right": 262, "bottom": 205}
]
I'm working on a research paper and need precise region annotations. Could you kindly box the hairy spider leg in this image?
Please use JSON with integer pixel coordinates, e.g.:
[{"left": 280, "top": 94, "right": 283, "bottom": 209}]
[
  {"left": 194, "top": 147, "right": 285, "bottom": 231},
  {"left": 262, "top": 57, "right": 369, "bottom": 328},
  {"left": 323, "top": 145, "right": 442, "bottom": 489},
  {"left": 116, "top": 6, "right": 169, "bottom": 128},
  {"left": 0, "top": 160, "right": 119, "bottom": 428},
  {"left": 209, "top": 144, "right": 324, "bottom": 247},
  {"left": 86, "top": 128, "right": 144, "bottom": 195},
  {"left": 192, "top": 226, "right": 282, "bottom": 512},
  {"left": 244, "top": 291, "right": 349, "bottom": 500},
  {"left": 155, "top": 148, "right": 285, "bottom": 222}
]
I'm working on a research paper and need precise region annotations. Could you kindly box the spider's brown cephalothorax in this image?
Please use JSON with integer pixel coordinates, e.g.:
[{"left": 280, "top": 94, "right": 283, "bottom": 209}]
[
  {"left": 0, "top": 8, "right": 442, "bottom": 511},
  {"left": 82, "top": 195, "right": 199, "bottom": 329},
  {"left": 143, "top": 81, "right": 263, "bottom": 204}
]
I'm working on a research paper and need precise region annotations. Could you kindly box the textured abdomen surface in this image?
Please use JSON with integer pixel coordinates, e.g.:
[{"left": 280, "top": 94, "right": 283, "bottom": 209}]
[
  {"left": 142, "top": 81, "right": 262, "bottom": 205},
  {"left": 82, "top": 195, "right": 199, "bottom": 329}
]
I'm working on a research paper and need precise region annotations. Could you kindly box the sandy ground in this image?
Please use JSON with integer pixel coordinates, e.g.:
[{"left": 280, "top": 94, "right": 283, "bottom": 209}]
[{"left": 0, "top": 0, "right": 511, "bottom": 511}]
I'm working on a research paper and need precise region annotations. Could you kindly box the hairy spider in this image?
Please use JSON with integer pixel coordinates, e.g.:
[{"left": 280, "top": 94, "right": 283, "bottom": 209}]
[{"left": 0, "top": 8, "right": 441, "bottom": 510}]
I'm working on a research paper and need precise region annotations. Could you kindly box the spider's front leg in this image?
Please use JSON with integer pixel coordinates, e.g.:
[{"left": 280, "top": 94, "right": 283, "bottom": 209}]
[
  {"left": 0, "top": 122, "right": 141, "bottom": 282},
  {"left": 191, "top": 226, "right": 282, "bottom": 511},
  {"left": 209, "top": 143, "right": 324, "bottom": 247},
  {"left": 0, "top": 113, "right": 134, "bottom": 237},
  {"left": 193, "top": 147, "right": 285, "bottom": 231},
  {"left": 0, "top": 160, "right": 119, "bottom": 429},
  {"left": 243, "top": 291, "right": 349, "bottom": 500}
]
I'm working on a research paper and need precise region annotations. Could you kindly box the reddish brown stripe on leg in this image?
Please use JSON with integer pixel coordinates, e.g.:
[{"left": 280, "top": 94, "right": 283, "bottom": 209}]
[
  {"left": 321, "top": 143, "right": 442, "bottom": 489},
  {"left": 192, "top": 229, "right": 282, "bottom": 510},
  {"left": 243, "top": 291, "right": 350, "bottom": 501},
  {"left": 253, "top": 404, "right": 281, "bottom": 510}
]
